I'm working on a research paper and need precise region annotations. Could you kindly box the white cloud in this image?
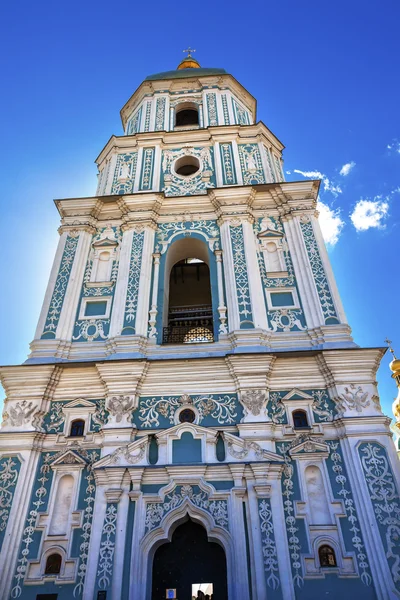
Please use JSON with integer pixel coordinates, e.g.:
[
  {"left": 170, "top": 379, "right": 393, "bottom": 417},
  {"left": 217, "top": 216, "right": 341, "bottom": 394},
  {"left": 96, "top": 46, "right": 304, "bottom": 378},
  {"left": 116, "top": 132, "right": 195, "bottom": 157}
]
[
  {"left": 317, "top": 201, "right": 345, "bottom": 245},
  {"left": 387, "top": 139, "right": 400, "bottom": 153},
  {"left": 350, "top": 198, "right": 389, "bottom": 231},
  {"left": 293, "top": 169, "right": 342, "bottom": 196},
  {"left": 339, "top": 161, "right": 355, "bottom": 176}
]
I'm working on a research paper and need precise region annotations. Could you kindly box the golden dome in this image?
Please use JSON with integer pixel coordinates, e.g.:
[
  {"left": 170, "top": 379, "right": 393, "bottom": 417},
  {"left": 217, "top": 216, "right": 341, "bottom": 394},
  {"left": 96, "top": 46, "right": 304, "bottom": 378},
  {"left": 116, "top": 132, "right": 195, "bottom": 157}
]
[
  {"left": 177, "top": 57, "right": 201, "bottom": 70},
  {"left": 390, "top": 358, "right": 400, "bottom": 375}
]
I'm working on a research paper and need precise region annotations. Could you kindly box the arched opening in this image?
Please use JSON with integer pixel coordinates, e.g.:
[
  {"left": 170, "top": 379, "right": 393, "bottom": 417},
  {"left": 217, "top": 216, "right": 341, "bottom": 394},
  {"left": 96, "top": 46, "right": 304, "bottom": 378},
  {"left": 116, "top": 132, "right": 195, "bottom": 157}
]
[
  {"left": 292, "top": 409, "right": 309, "bottom": 429},
  {"left": 162, "top": 238, "right": 214, "bottom": 344},
  {"left": 318, "top": 544, "right": 337, "bottom": 567},
  {"left": 175, "top": 103, "right": 199, "bottom": 128},
  {"left": 69, "top": 419, "right": 85, "bottom": 437},
  {"left": 44, "top": 553, "right": 62, "bottom": 575},
  {"left": 174, "top": 155, "right": 200, "bottom": 177},
  {"left": 152, "top": 519, "right": 228, "bottom": 600}
]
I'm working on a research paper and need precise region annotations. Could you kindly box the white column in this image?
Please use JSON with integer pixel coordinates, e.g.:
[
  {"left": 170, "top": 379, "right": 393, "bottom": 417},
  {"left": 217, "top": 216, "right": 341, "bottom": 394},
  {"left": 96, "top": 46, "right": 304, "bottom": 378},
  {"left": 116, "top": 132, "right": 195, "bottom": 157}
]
[
  {"left": 219, "top": 221, "right": 240, "bottom": 331},
  {"left": 213, "top": 141, "right": 224, "bottom": 187},
  {"left": 311, "top": 214, "right": 347, "bottom": 323},
  {"left": 133, "top": 148, "right": 144, "bottom": 192},
  {"left": 270, "top": 478, "right": 295, "bottom": 599},
  {"left": 229, "top": 490, "right": 251, "bottom": 600},
  {"left": 112, "top": 485, "right": 130, "bottom": 600},
  {"left": 283, "top": 216, "right": 323, "bottom": 329},
  {"left": 245, "top": 479, "right": 268, "bottom": 599},
  {"left": 216, "top": 91, "right": 225, "bottom": 126},
  {"left": 109, "top": 228, "right": 134, "bottom": 338},
  {"left": 231, "top": 141, "right": 244, "bottom": 185},
  {"left": 226, "top": 91, "right": 235, "bottom": 124},
  {"left": 215, "top": 250, "right": 228, "bottom": 334},
  {"left": 56, "top": 229, "right": 93, "bottom": 341},
  {"left": 104, "top": 153, "right": 118, "bottom": 195},
  {"left": 242, "top": 220, "right": 268, "bottom": 330},
  {"left": 136, "top": 227, "right": 156, "bottom": 337},
  {"left": 83, "top": 485, "right": 108, "bottom": 600},
  {"left": 148, "top": 252, "right": 161, "bottom": 339},
  {"left": 258, "top": 142, "right": 273, "bottom": 183},
  {"left": 34, "top": 231, "right": 68, "bottom": 339}
]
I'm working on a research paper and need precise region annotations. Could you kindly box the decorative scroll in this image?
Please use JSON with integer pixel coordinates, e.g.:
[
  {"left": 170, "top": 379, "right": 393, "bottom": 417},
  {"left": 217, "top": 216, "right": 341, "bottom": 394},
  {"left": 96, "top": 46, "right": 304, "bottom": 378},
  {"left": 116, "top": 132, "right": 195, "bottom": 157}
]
[
  {"left": 359, "top": 442, "right": 400, "bottom": 590},
  {"left": 137, "top": 394, "right": 239, "bottom": 428},
  {"left": 111, "top": 152, "right": 138, "bottom": 194},
  {"left": 96, "top": 504, "right": 118, "bottom": 591},
  {"left": 41, "top": 234, "right": 79, "bottom": 338},
  {"left": 0, "top": 456, "right": 21, "bottom": 551},
  {"left": 230, "top": 224, "right": 254, "bottom": 327},
  {"left": 161, "top": 146, "right": 216, "bottom": 196},
  {"left": 300, "top": 219, "right": 339, "bottom": 324},
  {"left": 258, "top": 499, "right": 281, "bottom": 591},
  {"left": 327, "top": 441, "right": 372, "bottom": 585},
  {"left": 155, "top": 218, "right": 220, "bottom": 255},
  {"left": 122, "top": 230, "right": 145, "bottom": 333},
  {"left": 145, "top": 484, "right": 228, "bottom": 532},
  {"left": 237, "top": 144, "right": 265, "bottom": 185},
  {"left": 219, "top": 142, "right": 237, "bottom": 185}
]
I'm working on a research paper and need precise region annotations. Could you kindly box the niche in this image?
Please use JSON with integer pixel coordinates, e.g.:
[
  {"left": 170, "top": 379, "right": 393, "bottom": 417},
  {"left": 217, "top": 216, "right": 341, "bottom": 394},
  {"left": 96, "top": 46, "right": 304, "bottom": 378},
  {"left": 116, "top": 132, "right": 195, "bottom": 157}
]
[
  {"left": 175, "top": 103, "right": 199, "bottom": 127},
  {"left": 49, "top": 475, "right": 74, "bottom": 536},
  {"left": 304, "top": 465, "right": 331, "bottom": 525}
]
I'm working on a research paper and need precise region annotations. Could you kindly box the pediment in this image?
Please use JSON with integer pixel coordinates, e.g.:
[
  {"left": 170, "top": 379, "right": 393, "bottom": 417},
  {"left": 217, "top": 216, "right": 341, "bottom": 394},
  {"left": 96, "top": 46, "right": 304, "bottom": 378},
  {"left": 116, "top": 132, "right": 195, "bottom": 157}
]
[
  {"left": 223, "top": 432, "right": 283, "bottom": 462},
  {"left": 94, "top": 436, "right": 148, "bottom": 468},
  {"left": 51, "top": 450, "right": 88, "bottom": 467},
  {"left": 289, "top": 434, "right": 329, "bottom": 456},
  {"left": 281, "top": 388, "right": 314, "bottom": 402},
  {"left": 258, "top": 228, "right": 284, "bottom": 239},
  {"left": 155, "top": 422, "right": 218, "bottom": 441},
  {"left": 63, "top": 397, "right": 96, "bottom": 409},
  {"left": 92, "top": 237, "right": 118, "bottom": 248}
]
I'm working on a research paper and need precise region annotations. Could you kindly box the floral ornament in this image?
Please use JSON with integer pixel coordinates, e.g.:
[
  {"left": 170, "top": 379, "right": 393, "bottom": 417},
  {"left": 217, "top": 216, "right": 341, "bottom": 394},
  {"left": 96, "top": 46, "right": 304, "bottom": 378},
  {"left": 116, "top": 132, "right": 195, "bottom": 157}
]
[
  {"left": 359, "top": 442, "right": 400, "bottom": 589},
  {"left": 277, "top": 443, "right": 304, "bottom": 588},
  {"left": 268, "top": 392, "right": 286, "bottom": 424},
  {"left": 311, "top": 390, "right": 335, "bottom": 422},
  {"left": 73, "top": 319, "right": 110, "bottom": 342},
  {"left": 96, "top": 504, "right": 118, "bottom": 590},
  {"left": 145, "top": 484, "right": 228, "bottom": 532},
  {"left": 0, "top": 457, "right": 21, "bottom": 550},
  {"left": 326, "top": 441, "right": 372, "bottom": 585},
  {"left": 138, "top": 394, "right": 238, "bottom": 428},
  {"left": 230, "top": 223, "right": 253, "bottom": 326},
  {"left": 155, "top": 219, "right": 220, "bottom": 255},
  {"left": 259, "top": 499, "right": 280, "bottom": 590}
]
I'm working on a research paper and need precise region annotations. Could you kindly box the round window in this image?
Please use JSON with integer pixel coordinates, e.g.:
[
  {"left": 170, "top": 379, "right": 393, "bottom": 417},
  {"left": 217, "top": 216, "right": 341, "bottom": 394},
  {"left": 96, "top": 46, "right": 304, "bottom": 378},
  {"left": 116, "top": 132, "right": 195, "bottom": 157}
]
[
  {"left": 179, "top": 409, "right": 196, "bottom": 423},
  {"left": 174, "top": 156, "right": 200, "bottom": 177}
]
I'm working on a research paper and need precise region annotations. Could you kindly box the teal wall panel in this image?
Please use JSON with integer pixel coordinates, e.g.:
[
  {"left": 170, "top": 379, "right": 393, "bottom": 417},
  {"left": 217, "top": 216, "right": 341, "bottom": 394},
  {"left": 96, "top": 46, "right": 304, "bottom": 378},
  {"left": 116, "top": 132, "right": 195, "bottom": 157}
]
[{"left": 172, "top": 432, "right": 201, "bottom": 463}]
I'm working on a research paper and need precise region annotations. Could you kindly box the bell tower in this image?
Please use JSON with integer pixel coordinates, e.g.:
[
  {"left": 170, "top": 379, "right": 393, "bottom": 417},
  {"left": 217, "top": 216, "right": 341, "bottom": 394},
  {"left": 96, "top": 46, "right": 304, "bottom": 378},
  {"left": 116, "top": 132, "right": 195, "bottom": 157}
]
[{"left": 0, "top": 54, "right": 398, "bottom": 600}]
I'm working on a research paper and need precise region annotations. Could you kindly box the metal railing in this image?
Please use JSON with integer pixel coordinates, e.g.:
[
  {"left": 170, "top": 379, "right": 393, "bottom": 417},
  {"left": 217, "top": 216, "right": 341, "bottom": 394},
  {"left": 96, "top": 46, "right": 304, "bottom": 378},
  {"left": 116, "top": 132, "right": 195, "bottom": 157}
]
[{"left": 162, "top": 321, "right": 214, "bottom": 344}]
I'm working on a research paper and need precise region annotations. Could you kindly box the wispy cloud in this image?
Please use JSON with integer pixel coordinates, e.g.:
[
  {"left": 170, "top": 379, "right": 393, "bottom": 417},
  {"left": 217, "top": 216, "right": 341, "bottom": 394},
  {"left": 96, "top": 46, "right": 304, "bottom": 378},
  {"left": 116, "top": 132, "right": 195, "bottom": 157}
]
[
  {"left": 350, "top": 197, "right": 389, "bottom": 231},
  {"left": 293, "top": 169, "right": 342, "bottom": 196},
  {"left": 387, "top": 139, "right": 400, "bottom": 154},
  {"left": 339, "top": 161, "right": 355, "bottom": 176},
  {"left": 317, "top": 201, "right": 345, "bottom": 245}
]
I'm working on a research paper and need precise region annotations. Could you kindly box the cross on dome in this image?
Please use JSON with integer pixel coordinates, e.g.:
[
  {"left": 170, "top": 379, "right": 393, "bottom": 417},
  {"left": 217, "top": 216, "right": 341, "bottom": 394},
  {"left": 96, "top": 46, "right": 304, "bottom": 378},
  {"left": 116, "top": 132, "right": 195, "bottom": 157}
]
[{"left": 183, "top": 46, "right": 196, "bottom": 58}]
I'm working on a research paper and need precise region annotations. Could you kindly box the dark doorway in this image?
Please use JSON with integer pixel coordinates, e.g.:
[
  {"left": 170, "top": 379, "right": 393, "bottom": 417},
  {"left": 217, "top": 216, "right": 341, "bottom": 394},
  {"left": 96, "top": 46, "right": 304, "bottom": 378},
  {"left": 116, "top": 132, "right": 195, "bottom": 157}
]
[{"left": 151, "top": 519, "right": 228, "bottom": 600}]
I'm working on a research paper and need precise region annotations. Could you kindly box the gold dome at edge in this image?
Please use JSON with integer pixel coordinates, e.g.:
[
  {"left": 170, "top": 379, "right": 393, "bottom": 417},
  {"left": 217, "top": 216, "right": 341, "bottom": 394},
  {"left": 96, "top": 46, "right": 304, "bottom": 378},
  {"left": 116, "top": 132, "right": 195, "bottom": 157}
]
[{"left": 177, "top": 57, "right": 201, "bottom": 70}]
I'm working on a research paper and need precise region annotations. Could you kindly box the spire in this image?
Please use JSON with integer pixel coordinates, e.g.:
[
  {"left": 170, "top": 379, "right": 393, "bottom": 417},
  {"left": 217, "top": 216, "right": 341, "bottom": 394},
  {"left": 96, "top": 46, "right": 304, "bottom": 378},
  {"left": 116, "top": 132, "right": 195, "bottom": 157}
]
[{"left": 177, "top": 47, "right": 201, "bottom": 70}]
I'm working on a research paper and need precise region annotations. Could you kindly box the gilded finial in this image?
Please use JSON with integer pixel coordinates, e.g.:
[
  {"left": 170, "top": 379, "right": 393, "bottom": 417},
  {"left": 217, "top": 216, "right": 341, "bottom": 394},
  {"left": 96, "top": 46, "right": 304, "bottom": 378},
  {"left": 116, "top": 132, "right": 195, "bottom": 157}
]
[
  {"left": 386, "top": 338, "right": 397, "bottom": 360},
  {"left": 177, "top": 47, "right": 201, "bottom": 70}
]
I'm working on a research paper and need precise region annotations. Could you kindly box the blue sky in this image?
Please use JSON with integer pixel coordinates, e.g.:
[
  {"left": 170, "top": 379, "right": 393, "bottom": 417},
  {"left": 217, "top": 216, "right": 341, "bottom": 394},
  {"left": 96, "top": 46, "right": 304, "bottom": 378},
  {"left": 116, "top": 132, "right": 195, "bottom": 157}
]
[{"left": 0, "top": 0, "right": 398, "bottom": 418}]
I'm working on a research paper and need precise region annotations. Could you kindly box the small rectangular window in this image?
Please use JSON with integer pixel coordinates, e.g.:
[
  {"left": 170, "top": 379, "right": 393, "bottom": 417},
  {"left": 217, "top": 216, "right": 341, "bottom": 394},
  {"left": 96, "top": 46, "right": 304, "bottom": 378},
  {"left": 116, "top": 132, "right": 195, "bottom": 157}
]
[
  {"left": 84, "top": 301, "right": 108, "bottom": 317},
  {"left": 270, "top": 292, "right": 294, "bottom": 307},
  {"left": 36, "top": 595, "right": 58, "bottom": 600}
]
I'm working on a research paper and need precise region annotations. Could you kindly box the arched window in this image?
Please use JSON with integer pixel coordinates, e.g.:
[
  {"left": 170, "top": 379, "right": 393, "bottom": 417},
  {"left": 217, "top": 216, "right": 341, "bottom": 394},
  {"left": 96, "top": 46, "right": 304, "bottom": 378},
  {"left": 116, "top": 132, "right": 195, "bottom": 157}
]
[
  {"left": 95, "top": 251, "right": 111, "bottom": 282},
  {"left": 162, "top": 238, "right": 214, "bottom": 345},
  {"left": 318, "top": 544, "right": 337, "bottom": 567},
  {"left": 44, "top": 553, "right": 62, "bottom": 575},
  {"left": 175, "top": 104, "right": 199, "bottom": 127},
  {"left": 70, "top": 419, "right": 85, "bottom": 437},
  {"left": 292, "top": 410, "right": 309, "bottom": 429}
]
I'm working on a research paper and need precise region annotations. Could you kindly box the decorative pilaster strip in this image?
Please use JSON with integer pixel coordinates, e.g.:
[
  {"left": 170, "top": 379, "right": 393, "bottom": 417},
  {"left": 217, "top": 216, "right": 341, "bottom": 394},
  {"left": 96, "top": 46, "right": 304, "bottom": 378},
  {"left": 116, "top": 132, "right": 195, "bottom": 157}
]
[
  {"left": 155, "top": 97, "right": 166, "bottom": 131},
  {"left": 148, "top": 252, "right": 161, "bottom": 339},
  {"left": 122, "top": 230, "right": 145, "bottom": 334},
  {"left": 215, "top": 250, "right": 228, "bottom": 334},
  {"left": 219, "top": 142, "right": 237, "bottom": 185},
  {"left": 139, "top": 147, "right": 155, "bottom": 190},
  {"left": 264, "top": 146, "right": 276, "bottom": 182},
  {"left": 232, "top": 98, "right": 250, "bottom": 125},
  {"left": 41, "top": 233, "right": 79, "bottom": 338},
  {"left": 274, "top": 155, "right": 284, "bottom": 181},
  {"left": 206, "top": 92, "right": 218, "bottom": 126},
  {"left": 358, "top": 442, "right": 400, "bottom": 591},
  {"left": 127, "top": 106, "right": 142, "bottom": 135},
  {"left": 221, "top": 94, "right": 230, "bottom": 124},
  {"left": 94, "top": 503, "right": 118, "bottom": 594},
  {"left": 299, "top": 218, "right": 339, "bottom": 324},
  {"left": 0, "top": 456, "right": 21, "bottom": 552},
  {"left": 327, "top": 441, "right": 372, "bottom": 585},
  {"left": 229, "top": 224, "right": 254, "bottom": 328},
  {"left": 258, "top": 498, "right": 281, "bottom": 594},
  {"left": 144, "top": 100, "right": 152, "bottom": 132}
]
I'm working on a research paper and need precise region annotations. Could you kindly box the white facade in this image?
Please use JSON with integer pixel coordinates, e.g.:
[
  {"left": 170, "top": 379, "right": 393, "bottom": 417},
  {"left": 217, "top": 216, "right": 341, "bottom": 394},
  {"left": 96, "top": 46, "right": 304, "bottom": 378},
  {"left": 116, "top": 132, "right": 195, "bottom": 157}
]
[{"left": 0, "top": 61, "right": 399, "bottom": 600}]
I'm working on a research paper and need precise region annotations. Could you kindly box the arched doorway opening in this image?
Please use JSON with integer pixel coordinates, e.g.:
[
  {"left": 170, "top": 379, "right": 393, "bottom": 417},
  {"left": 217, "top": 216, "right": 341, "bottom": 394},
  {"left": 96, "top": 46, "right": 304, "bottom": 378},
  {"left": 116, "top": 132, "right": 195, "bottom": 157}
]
[
  {"left": 162, "top": 238, "right": 215, "bottom": 344},
  {"left": 152, "top": 519, "right": 228, "bottom": 600}
]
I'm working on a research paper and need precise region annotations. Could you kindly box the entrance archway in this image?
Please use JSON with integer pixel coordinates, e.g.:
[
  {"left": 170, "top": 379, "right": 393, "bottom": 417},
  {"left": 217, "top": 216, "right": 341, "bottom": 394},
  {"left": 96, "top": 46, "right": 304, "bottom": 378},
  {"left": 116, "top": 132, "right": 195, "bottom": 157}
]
[{"left": 151, "top": 518, "right": 228, "bottom": 600}]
